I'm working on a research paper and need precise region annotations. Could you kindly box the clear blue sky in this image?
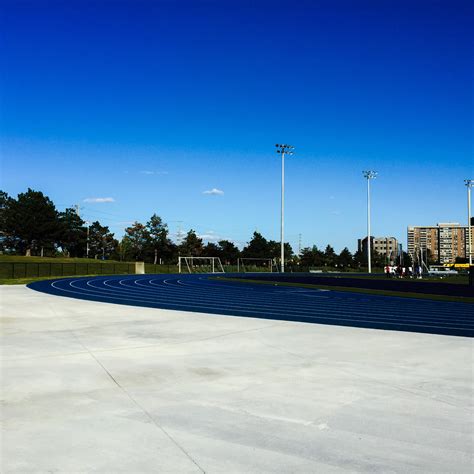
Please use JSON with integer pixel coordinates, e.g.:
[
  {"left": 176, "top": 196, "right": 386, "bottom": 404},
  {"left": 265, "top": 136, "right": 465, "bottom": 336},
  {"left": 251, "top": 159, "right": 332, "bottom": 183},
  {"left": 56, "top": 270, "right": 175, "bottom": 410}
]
[{"left": 1, "top": 0, "right": 472, "bottom": 252}]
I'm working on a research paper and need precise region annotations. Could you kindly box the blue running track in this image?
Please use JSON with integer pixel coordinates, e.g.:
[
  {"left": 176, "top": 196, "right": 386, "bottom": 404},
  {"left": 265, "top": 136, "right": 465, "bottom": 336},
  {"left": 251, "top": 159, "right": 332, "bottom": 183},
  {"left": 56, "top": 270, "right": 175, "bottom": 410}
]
[{"left": 28, "top": 274, "right": 474, "bottom": 337}]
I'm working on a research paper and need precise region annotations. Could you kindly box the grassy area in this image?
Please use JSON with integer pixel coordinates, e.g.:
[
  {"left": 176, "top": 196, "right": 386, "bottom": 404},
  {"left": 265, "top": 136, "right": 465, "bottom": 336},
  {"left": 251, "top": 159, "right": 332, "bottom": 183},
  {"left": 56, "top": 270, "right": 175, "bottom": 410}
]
[
  {"left": 213, "top": 277, "right": 474, "bottom": 304},
  {"left": 322, "top": 273, "right": 469, "bottom": 285}
]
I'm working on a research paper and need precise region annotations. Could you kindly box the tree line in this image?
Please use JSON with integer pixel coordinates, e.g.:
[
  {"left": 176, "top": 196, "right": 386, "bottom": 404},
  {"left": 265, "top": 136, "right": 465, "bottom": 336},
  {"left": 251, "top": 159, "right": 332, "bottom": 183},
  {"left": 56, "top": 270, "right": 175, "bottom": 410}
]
[{"left": 0, "top": 188, "right": 390, "bottom": 268}]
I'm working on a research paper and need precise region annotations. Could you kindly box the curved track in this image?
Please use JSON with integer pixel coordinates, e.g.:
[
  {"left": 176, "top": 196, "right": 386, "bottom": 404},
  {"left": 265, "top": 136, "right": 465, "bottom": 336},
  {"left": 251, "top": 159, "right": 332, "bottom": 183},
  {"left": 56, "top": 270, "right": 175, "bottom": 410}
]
[{"left": 28, "top": 274, "right": 474, "bottom": 337}]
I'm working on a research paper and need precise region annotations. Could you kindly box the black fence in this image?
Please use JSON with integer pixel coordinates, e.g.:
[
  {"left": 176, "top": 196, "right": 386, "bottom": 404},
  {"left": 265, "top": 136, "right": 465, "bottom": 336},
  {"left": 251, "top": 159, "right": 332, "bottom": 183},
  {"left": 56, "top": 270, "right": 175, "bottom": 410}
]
[{"left": 0, "top": 262, "right": 136, "bottom": 279}]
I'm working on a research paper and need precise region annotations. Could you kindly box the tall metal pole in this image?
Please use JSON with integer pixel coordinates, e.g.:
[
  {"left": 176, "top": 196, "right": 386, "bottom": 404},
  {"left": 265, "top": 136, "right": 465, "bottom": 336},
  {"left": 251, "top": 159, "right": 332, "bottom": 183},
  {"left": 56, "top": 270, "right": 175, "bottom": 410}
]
[
  {"left": 281, "top": 150, "right": 285, "bottom": 273},
  {"left": 276, "top": 144, "right": 294, "bottom": 273},
  {"left": 466, "top": 180, "right": 473, "bottom": 265},
  {"left": 85, "top": 221, "right": 90, "bottom": 258},
  {"left": 363, "top": 171, "right": 377, "bottom": 273},
  {"left": 367, "top": 177, "right": 371, "bottom": 273}
]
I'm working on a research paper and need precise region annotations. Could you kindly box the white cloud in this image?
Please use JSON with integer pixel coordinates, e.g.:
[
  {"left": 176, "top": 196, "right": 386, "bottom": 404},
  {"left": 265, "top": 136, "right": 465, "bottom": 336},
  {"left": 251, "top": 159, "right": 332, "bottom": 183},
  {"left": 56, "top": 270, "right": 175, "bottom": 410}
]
[
  {"left": 83, "top": 197, "right": 115, "bottom": 203},
  {"left": 203, "top": 188, "right": 224, "bottom": 195},
  {"left": 198, "top": 230, "right": 221, "bottom": 241}
]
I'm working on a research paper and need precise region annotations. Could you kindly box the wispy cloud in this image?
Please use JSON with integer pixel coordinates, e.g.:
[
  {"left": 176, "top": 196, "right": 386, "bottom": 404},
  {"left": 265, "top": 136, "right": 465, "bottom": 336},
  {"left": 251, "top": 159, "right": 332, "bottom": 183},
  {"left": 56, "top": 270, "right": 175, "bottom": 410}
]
[
  {"left": 139, "top": 170, "right": 168, "bottom": 175},
  {"left": 203, "top": 188, "right": 224, "bottom": 196},
  {"left": 83, "top": 197, "right": 115, "bottom": 203},
  {"left": 198, "top": 230, "right": 221, "bottom": 241}
]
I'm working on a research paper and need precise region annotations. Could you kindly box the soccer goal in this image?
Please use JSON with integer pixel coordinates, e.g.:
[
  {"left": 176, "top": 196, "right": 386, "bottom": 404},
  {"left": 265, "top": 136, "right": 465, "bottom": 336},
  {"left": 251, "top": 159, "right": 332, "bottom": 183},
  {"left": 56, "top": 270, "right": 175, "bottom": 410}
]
[
  {"left": 237, "top": 258, "right": 279, "bottom": 273},
  {"left": 178, "top": 256, "right": 225, "bottom": 274}
]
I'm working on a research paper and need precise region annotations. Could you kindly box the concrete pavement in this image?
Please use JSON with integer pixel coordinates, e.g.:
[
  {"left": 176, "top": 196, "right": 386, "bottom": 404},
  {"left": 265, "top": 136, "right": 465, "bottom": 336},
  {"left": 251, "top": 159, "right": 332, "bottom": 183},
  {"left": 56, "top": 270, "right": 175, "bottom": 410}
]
[{"left": 1, "top": 285, "right": 473, "bottom": 472}]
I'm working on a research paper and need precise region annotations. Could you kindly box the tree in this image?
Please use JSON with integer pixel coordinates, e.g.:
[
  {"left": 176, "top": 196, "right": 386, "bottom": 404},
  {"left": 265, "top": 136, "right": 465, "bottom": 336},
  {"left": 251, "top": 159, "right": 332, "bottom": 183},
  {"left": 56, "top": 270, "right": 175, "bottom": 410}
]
[
  {"left": 353, "top": 249, "right": 365, "bottom": 268},
  {"left": 57, "top": 208, "right": 87, "bottom": 257},
  {"left": 3, "top": 188, "right": 59, "bottom": 255},
  {"left": 299, "top": 246, "right": 324, "bottom": 268},
  {"left": 122, "top": 222, "right": 150, "bottom": 260},
  {"left": 0, "top": 191, "right": 15, "bottom": 252},
  {"left": 337, "top": 247, "right": 353, "bottom": 269},
  {"left": 323, "top": 245, "right": 337, "bottom": 267},
  {"left": 267, "top": 240, "right": 294, "bottom": 261},
  {"left": 88, "top": 221, "right": 116, "bottom": 259},
  {"left": 242, "top": 232, "right": 270, "bottom": 258},
  {"left": 146, "top": 214, "right": 174, "bottom": 264},
  {"left": 202, "top": 242, "right": 220, "bottom": 257},
  {"left": 217, "top": 240, "right": 240, "bottom": 264},
  {"left": 179, "top": 229, "right": 204, "bottom": 256}
]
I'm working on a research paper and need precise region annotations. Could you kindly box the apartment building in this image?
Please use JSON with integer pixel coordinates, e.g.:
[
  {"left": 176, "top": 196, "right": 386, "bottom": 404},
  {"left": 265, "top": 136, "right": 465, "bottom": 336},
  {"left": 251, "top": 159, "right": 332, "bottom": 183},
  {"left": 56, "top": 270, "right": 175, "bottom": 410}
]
[
  {"left": 407, "top": 223, "right": 473, "bottom": 264},
  {"left": 358, "top": 236, "right": 399, "bottom": 260}
]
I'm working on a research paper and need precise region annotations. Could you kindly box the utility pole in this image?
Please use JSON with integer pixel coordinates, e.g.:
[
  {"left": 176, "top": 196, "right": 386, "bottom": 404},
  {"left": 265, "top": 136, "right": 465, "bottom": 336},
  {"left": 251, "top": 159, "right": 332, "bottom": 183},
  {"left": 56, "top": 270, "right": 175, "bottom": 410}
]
[
  {"left": 465, "top": 179, "right": 473, "bottom": 265},
  {"left": 74, "top": 204, "right": 80, "bottom": 217},
  {"left": 362, "top": 171, "right": 377, "bottom": 273},
  {"left": 275, "top": 144, "right": 294, "bottom": 272},
  {"left": 298, "top": 233, "right": 302, "bottom": 256}
]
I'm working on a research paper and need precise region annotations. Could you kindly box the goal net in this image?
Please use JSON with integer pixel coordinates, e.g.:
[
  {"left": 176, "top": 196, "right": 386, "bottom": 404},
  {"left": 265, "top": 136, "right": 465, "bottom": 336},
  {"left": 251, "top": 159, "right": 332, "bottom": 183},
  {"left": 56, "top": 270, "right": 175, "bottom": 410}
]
[
  {"left": 237, "top": 258, "right": 278, "bottom": 273},
  {"left": 178, "top": 256, "right": 225, "bottom": 274}
]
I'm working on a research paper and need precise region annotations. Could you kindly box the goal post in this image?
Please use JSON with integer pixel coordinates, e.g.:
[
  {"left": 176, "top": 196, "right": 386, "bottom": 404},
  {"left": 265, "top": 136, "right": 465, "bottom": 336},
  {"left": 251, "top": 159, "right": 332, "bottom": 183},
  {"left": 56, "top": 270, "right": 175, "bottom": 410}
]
[
  {"left": 237, "top": 257, "right": 278, "bottom": 273},
  {"left": 178, "top": 256, "right": 225, "bottom": 274}
]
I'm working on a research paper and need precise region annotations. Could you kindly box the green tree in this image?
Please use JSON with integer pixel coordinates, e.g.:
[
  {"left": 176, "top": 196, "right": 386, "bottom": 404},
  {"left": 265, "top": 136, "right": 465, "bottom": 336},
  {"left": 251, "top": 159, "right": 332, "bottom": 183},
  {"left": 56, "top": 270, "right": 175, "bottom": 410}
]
[
  {"left": 337, "top": 247, "right": 353, "bottom": 269},
  {"left": 0, "top": 191, "right": 15, "bottom": 252},
  {"left": 146, "top": 214, "right": 174, "bottom": 264},
  {"left": 299, "top": 245, "right": 324, "bottom": 268},
  {"left": 179, "top": 229, "right": 204, "bottom": 256},
  {"left": 268, "top": 240, "right": 294, "bottom": 261},
  {"left": 353, "top": 249, "right": 365, "bottom": 268},
  {"left": 88, "top": 221, "right": 116, "bottom": 259},
  {"left": 122, "top": 222, "right": 150, "bottom": 260},
  {"left": 323, "top": 245, "right": 337, "bottom": 267},
  {"left": 242, "top": 232, "right": 270, "bottom": 258},
  {"left": 57, "top": 208, "right": 87, "bottom": 257},
  {"left": 218, "top": 240, "right": 240, "bottom": 264},
  {"left": 3, "top": 188, "right": 59, "bottom": 255},
  {"left": 202, "top": 242, "right": 220, "bottom": 257}
]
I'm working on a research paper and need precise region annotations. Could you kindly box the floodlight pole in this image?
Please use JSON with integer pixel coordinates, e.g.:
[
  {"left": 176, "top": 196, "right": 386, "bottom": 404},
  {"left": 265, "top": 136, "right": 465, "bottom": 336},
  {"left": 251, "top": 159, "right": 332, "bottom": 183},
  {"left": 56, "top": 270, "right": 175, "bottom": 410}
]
[
  {"left": 465, "top": 179, "right": 473, "bottom": 265},
  {"left": 85, "top": 221, "right": 90, "bottom": 258},
  {"left": 363, "top": 171, "right": 377, "bottom": 273},
  {"left": 276, "top": 144, "right": 294, "bottom": 272}
]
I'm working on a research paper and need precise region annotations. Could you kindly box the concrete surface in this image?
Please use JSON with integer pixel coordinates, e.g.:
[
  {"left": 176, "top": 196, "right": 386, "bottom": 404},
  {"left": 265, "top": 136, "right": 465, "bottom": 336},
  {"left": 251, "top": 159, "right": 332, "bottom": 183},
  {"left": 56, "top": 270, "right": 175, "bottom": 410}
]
[{"left": 1, "top": 285, "right": 473, "bottom": 473}]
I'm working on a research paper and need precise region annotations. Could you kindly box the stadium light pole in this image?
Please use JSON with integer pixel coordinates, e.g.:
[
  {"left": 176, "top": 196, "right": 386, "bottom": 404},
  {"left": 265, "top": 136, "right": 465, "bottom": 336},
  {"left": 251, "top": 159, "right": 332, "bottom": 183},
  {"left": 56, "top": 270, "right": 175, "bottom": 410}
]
[
  {"left": 363, "top": 170, "right": 377, "bottom": 273},
  {"left": 465, "top": 179, "right": 473, "bottom": 265},
  {"left": 276, "top": 144, "right": 294, "bottom": 272},
  {"left": 85, "top": 221, "right": 90, "bottom": 258}
]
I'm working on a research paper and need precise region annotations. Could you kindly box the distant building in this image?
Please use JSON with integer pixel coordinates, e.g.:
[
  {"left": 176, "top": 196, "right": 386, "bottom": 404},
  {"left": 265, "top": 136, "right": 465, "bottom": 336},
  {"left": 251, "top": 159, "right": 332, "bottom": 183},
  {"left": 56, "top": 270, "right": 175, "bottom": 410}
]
[
  {"left": 358, "top": 236, "right": 399, "bottom": 261},
  {"left": 407, "top": 223, "right": 473, "bottom": 264}
]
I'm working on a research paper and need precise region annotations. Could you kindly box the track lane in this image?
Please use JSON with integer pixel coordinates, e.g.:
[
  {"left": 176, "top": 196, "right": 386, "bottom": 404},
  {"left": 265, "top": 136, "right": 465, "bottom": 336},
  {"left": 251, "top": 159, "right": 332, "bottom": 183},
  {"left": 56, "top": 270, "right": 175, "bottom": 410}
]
[{"left": 28, "top": 274, "right": 474, "bottom": 337}]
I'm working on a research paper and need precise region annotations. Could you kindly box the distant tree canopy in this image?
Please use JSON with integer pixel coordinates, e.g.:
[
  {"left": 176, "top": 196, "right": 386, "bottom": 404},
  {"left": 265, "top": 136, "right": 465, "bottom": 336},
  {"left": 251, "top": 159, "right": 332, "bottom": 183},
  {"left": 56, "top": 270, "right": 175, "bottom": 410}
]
[{"left": 0, "top": 187, "right": 396, "bottom": 268}]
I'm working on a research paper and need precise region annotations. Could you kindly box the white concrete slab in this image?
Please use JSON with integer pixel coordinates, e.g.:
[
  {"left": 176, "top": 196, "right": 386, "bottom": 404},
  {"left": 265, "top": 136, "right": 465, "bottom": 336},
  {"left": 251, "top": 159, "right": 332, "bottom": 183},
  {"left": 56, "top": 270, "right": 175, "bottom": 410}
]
[{"left": 1, "top": 285, "right": 473, "bottom": 473}]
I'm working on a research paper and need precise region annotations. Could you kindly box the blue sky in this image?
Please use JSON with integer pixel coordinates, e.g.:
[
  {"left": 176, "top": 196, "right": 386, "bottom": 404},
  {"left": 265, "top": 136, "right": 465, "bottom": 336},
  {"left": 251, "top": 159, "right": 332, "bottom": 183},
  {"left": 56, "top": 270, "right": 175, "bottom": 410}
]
[{"left": 1, "top": 0, "right": 472, "bottom": 252}]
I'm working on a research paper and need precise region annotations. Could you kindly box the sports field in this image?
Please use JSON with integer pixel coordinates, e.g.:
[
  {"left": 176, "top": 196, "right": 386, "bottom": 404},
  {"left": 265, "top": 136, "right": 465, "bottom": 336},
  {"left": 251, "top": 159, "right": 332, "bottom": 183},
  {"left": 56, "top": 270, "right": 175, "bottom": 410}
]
[{"left": 29, "top": 274, "right": 474, "bottom": 337}]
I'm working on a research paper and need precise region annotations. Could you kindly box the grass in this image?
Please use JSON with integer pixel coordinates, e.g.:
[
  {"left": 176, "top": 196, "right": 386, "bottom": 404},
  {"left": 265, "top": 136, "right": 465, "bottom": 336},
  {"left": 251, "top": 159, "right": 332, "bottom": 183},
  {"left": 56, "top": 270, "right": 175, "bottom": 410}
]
[
  {"left": 319, "top": 273, "right": 469, "bottom": 285},
  {"left": 213, "top": 276, "right": 474, "bottom": 304}
]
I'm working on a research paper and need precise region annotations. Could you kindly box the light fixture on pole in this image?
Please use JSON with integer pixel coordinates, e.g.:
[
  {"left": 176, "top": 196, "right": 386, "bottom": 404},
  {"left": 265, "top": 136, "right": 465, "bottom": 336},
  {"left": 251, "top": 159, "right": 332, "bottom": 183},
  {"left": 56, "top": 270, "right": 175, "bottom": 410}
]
[
  {"left": 465, "top": 179, "right": 473, "bottom": 265},
  {"left": 362, "top": 170, "right": 377, "bottom": 273},
  {"left": 276, "top": 144, "right": 294, "bottom": 273}
]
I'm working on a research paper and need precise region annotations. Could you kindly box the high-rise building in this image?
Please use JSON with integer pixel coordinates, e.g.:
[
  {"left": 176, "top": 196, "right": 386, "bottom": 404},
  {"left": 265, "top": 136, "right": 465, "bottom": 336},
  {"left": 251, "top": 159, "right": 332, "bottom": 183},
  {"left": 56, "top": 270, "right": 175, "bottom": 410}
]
[
  {"left": 407, "top": 223, "right": 474, "bottom": 264},
  {"left": 358, "top": 236, "right": 399, "bottom": 261}
]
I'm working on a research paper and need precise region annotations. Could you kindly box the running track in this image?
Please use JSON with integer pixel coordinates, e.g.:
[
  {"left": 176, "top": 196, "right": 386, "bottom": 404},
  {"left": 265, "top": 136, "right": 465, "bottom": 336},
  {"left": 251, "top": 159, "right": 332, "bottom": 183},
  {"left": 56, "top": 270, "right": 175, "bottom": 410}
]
[{"left": 28, "top": 274, "right": 474, "bottom": 337}]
